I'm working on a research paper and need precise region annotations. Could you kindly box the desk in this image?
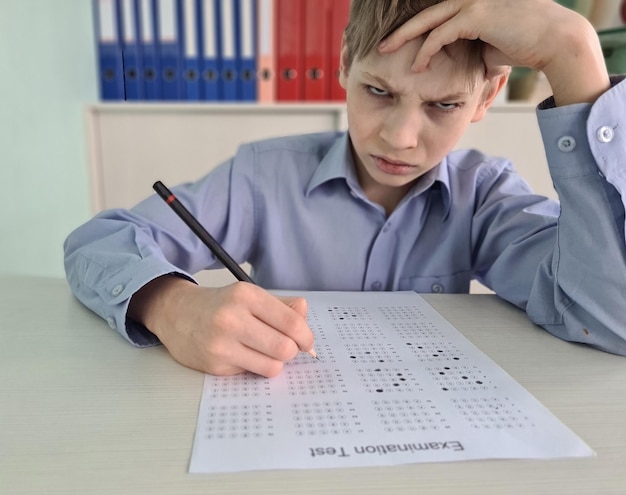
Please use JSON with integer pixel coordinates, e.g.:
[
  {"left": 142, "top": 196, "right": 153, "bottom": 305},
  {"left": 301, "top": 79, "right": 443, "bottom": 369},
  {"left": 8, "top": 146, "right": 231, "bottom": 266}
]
[{"left": 1, "top": 276, "right": 624, "bottom": 494}]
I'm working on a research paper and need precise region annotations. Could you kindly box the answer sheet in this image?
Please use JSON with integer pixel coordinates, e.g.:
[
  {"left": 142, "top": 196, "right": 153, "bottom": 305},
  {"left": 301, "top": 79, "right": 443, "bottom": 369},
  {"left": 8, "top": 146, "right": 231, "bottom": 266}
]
[{"left": 189, "top": 291, "right": 593, "bottom": 473}]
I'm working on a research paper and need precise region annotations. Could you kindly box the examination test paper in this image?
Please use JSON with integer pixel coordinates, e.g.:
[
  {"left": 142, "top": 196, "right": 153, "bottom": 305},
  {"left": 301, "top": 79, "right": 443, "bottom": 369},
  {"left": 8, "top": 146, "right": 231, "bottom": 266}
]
[{"left": 189, "top": 291, "right": 594, "bottom": 473}]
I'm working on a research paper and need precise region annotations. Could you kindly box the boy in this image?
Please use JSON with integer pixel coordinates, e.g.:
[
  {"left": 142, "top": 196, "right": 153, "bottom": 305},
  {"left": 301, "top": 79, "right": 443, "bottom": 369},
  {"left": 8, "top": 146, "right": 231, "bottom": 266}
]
[{"left": 65, "top": 0, "right": 626, "bottom": 377}]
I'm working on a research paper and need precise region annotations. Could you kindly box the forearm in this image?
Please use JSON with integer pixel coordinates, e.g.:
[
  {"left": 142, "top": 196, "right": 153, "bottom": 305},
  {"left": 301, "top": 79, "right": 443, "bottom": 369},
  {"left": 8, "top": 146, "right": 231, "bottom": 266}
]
[
  {"left": 541, "top": 14, "right": 610, "bottom": 106},
  {"left": 527, "top": 174, "right": 626, "bottom": 355},
  {"left": 526, "top": 81, "right": 626, "bottom": 355},
  {"left": 63, "top": 211, "right": 197, "bottom": 346}
]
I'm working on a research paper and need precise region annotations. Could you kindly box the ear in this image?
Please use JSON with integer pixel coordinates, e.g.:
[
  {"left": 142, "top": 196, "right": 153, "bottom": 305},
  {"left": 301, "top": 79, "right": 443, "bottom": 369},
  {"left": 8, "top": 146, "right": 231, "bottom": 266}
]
[
  {"left": 339, "top": 35, "right": 349, "bottom": 90},
  {"left": 471, "top": 69, "right": 510, "bottom": 123}
]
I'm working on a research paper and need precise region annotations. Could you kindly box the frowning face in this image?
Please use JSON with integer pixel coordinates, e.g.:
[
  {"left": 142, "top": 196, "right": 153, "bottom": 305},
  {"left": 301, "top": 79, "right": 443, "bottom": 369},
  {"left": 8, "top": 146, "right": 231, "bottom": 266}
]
[{"left": 339, "top": 36, "right": 497, "bottom": 211}]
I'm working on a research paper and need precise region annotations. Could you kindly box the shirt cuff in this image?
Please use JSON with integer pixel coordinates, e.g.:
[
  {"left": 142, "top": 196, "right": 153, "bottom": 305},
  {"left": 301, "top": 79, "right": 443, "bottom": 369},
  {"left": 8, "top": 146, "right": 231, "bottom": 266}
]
[
  {"left": 536, "top": 76, "right": 626, "bottom": 181},
  {"left": 93, "top": 258, "right": 197, "bottom": 347}
]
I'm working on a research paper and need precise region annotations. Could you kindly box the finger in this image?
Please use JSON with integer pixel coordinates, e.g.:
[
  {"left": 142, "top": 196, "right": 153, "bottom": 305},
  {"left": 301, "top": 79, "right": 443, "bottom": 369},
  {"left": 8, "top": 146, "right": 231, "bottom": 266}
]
[
  {"left": 281, "top": 295, "right": 308, "bottom": 318},
  {"left": 235, "top": 314, "right": 302, "bottom": 362},
  {"left": 411, "top": 14, "right": 480, "bottom": 71},
  {"left": 205, "top": 337, "right": 286, "bottom": 378},
  {"left": 215, "top": 284, "right": 314, "bottom": 359},
  {"left": 378, "top": 2, "right": 457, "bottom": 52},
  {"left": 483, "top": 43, "right": 514, "bottom": 69},
  {"left": 228, "top": 341, "right": 286, "bottom": 378},
  {"left": 251, "top": 293, "right": 315, "bottom": 354},
  {"left": 278, "top": 296, "right": 316, "bottom": 357}
]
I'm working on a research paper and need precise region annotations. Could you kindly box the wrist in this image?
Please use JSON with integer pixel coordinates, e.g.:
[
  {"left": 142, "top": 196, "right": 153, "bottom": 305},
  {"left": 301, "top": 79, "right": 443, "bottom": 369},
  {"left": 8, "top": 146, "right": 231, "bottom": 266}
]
[
  {"left": 128, "top": 275, "right": 197, "bottom": 338},
  {"left": 542, "top": 16, "right": 610, "bottom": 106}
]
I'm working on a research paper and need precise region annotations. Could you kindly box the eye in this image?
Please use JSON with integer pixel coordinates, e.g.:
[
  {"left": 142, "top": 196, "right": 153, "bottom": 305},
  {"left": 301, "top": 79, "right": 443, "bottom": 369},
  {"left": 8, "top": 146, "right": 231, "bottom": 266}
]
[
  {"left": 367, "top": 85, "right": 390, "bottom": 97},
  {"left": 432, "top": 102, "right": 461, "bottom": 111}
]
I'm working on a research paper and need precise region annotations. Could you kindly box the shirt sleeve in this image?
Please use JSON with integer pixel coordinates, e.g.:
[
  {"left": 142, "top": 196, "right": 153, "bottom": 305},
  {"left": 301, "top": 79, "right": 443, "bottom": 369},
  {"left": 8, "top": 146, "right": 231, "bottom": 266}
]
[
  {"left": 525, "top": 76, "right": 626, "bottom": 355},
  {"left": 63, "top": 156, "right": 256, "bottom": 347}
]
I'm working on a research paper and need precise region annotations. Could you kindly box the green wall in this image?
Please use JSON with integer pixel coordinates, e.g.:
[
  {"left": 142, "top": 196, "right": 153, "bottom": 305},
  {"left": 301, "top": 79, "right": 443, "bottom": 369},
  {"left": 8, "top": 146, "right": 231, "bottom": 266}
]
[{"left": 0, "top": 0, "right": 96, "bottom": 277}]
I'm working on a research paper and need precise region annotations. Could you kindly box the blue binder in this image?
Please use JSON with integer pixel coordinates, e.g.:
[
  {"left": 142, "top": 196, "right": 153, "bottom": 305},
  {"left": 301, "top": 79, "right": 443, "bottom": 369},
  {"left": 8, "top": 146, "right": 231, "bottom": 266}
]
[
  {"left": 137, "top": 0, "right": 161, "bottom": 99},
  {"left": 219, "top": 0, "right": 238, "bottom": 100},
  {"left": 93, "top": 0, "right": 125, "bottom": 100},
  {"left": 181, "top": 0, "right": 202, "bottom": 100},
  {"left": 198, "top": 0, "right": 221, "bottom": 100},
  {"left": 119, "top": 0, "right": 144, "bottom": 99},
  {"left": 155, "top": 0, "right": 183, "bottom": 99},
  {"left": 237, "top": 0, "right": 256, "bottom": 101}
]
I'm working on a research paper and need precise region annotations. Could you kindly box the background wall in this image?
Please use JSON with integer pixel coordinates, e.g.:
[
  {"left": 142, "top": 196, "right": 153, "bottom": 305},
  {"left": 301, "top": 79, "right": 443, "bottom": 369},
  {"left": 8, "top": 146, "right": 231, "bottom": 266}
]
[{"left": 0, "top": 0, "right": 96, "bottom": 277}]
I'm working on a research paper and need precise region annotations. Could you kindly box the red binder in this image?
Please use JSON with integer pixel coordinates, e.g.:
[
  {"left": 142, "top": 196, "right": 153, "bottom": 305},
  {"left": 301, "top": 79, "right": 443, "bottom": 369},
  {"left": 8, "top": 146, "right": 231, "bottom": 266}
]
[
  {"left": 328, "top": 0, "right": 350, "bottom": 101},
  {"left": 302, "top": 0, "right": 330, "bottom": 101},
  {"left": 275, "top": 0, "right": 304, "bottom": 101}
]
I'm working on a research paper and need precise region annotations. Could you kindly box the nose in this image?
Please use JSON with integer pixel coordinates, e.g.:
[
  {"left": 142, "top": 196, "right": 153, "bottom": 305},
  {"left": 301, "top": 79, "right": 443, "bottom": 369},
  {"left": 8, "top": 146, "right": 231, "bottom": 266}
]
[{"left": 379, "top": 106, "right": 420, "bottom": 150}]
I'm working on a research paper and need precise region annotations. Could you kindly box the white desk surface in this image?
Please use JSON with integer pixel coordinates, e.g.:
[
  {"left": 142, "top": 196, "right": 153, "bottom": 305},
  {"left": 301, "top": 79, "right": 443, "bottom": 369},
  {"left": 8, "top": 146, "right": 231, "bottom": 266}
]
[{"left": 1, "top": 276, "right": 624, "bottom": 494}]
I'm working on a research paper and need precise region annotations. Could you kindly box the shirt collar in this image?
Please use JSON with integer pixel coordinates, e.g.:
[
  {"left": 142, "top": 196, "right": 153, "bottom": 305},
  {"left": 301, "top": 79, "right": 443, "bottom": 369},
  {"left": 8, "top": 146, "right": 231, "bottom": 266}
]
[
  {"left": 306, "top": 133, "right": 355, "bottom": 194},
  {"left": 306, "top": 132, "right": 452, "bottom": 217}
]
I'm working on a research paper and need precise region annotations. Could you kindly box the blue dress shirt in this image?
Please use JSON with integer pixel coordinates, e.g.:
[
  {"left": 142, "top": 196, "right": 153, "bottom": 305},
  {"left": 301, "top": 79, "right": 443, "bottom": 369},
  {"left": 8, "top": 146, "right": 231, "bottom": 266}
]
[{"left": 64, "top": 78, "right": 626, "bottom": 355}]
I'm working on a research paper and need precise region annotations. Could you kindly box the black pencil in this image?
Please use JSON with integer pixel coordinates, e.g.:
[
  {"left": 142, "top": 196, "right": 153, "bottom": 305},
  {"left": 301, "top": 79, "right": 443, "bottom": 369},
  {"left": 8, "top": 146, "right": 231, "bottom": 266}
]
[
  {"left": 153, "top": 181, "right": 318, "bottom": 360},
  {"left": 153, "top": 180, "right": 254, "bottom": 284}
]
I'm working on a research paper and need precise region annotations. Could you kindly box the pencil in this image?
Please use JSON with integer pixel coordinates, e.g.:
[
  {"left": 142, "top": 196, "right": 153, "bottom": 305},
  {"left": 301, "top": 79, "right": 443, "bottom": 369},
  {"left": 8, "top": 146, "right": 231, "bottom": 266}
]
[
  {"left": 153, "top": 180, "right": 253, "bottom": 283},
  {"left": 153, "top": 181, "right": 318, "bottom": 360}
]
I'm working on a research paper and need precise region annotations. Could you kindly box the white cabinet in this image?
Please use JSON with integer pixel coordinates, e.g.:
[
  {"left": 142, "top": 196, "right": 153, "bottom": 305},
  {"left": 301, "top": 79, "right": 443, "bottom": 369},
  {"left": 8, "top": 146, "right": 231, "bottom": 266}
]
[{"left": 85, "top": 104, "right": 348, "bottom": 212}]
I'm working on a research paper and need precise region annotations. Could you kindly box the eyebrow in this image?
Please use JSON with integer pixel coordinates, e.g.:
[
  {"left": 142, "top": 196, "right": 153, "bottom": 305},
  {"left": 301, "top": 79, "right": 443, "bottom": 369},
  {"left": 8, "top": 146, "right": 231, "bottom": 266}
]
[{"left": 361, "top": 71, "right": 471, "bottom": 101}]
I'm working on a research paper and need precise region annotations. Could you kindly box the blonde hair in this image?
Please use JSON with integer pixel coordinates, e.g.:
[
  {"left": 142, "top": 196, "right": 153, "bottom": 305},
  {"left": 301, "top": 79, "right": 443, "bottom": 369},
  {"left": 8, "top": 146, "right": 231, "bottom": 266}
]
[{"left": 343, "top": 0, "right": 485, "bottom": 82}]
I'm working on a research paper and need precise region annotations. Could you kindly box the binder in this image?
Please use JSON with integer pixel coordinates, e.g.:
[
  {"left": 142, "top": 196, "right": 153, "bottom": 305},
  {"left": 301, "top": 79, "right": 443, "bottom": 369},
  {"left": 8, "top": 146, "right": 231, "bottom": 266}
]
[
  {"left": 328, "top": 0, "right": 350, "bottom": 101},
  {"left": 198, "top": 0, "right": 221, "bottom": 100},
  {"left": 237, "top": 0, "right": 257, "bottom": 101},
  {"left": 181, "top": 0, "right": 202, "bottom": 99},
  {"left": 137, "top": 0, "right": 161, "bottom": 99},
  {"left": 120, "top": 0, "right": 144, "bottom": 99},
  {"left": 155, "top": 0, "right": 183, "bottom": 99},
  {"left": 256, "top": 0, "right": 275, "bottom": 102},
  {"left": 93, "top": 0, "right": 125, "bottom": 100},
  {"left": 275, "top": 0, "right": 304, "bottom": 101},
  {"left": 219, "top": 0, "right": 239, "bottom": 100},
  {"left": 302, "top": 0, "right": 330, "bottom": 101}
]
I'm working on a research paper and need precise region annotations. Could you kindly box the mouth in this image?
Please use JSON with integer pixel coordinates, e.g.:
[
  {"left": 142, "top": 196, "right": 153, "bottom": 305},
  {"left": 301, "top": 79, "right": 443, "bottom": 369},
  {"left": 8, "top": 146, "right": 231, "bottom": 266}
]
[{"left": 372, "top": 155, "right": 417, "bottom": 176}]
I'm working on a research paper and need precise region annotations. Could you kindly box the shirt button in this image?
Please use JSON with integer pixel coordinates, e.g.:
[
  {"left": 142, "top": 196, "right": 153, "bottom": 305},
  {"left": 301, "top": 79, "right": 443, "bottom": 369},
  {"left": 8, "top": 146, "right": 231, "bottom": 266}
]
[
  {"left": 106, "top": 316, "right": 116, "bottom": 330},
  {"left": 557, "top": 136, "right": 576, "bottom": 152},
  {"left": 596, "top": 126, "right": 614, "bottom": 143},
  {"left": 431, "top": 283, "right": 444, "bottom": 293},
  {"left": 371, "top": 281, "right": 383, "bottom": 291},
  {"left": 111, "top": 284, "right": 124, "bottom": 297}
]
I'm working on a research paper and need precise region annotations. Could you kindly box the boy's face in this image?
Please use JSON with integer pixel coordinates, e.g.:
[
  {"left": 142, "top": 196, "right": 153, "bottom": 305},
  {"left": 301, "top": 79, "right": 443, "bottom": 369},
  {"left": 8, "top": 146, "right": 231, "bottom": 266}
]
[{"left": 339, "top": 37, "right": 502, "bottom": 206}]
